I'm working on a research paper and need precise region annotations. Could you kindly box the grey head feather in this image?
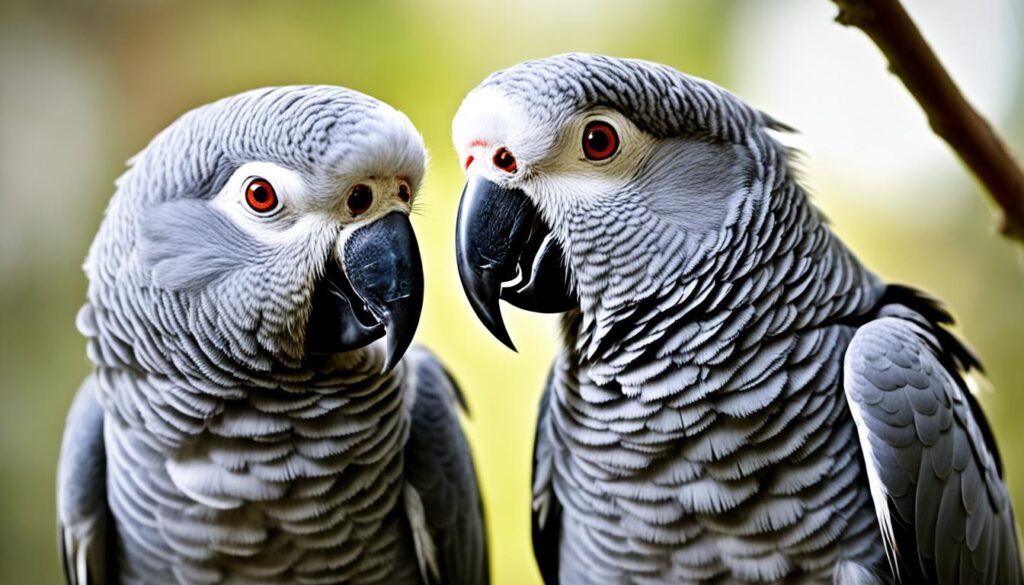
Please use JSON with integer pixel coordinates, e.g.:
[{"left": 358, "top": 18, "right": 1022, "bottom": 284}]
[
  {"left": 85, "top": 85, "right": 426, "bottom": 377},
  {"left": 475, "top": 52, "right": 781, "bottom": 144},
  {"left": 459, "top": 51, "right": 1018, "bottom": 585},
  {"left": 634, "top": 136, "right": 755, "bottom": 235},
  {"left": 455, "top": 52, "right": 875, "bottom": 362},
  {"left": 454, "top": 53, "right": 897, "bottom": 584},
  {"left": 64, "top": 85, "right": 491, "bottom": 585},
  {"left": 140, "top": 199, "right": 270, "bottom": 291}
]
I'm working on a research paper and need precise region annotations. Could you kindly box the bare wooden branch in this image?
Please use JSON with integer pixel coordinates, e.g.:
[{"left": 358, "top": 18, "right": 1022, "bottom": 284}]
[{"left": 832, "top": 0, "right": 1024, "bottom": 242}]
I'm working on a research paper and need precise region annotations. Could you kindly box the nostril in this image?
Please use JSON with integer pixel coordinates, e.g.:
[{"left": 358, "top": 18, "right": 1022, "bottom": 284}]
[{"left": 493, "top": 147, "right": 517, "bottom": 173}]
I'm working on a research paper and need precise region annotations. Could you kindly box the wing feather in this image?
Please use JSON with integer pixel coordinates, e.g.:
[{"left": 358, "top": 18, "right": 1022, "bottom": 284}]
[
  {"left": 532, "top": 366, "right": 562, "bottom": 585},
  {"left": 57, "top": 376, "right": 115, "bottom": 585},
  {"left": 402, "top": 347, "right": 489, "bottom": 585},
  {"left": 844, "top": 308, "right": 1022, "bottom": 585}
]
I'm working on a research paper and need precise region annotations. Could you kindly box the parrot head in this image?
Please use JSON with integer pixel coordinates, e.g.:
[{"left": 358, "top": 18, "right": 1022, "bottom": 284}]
[
  {"left": 85, "top": 86, "right": 427, "bottom": 376},
  {"left": 453, "top": 53, "right": 789, "bottom": 351}
]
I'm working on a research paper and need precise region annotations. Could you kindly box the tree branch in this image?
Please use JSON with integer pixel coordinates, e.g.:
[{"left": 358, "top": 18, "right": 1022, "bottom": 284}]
[{"left": 832, "top": 0, "right": 1024, "bottom": 242}]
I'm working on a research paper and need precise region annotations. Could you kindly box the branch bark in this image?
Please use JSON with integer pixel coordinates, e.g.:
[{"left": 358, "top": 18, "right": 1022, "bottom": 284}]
[{"left": 832, "top": 0, "right": 1024, "bottom": 242}]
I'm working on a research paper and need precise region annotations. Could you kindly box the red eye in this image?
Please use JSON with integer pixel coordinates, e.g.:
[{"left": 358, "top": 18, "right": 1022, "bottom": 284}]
[
  {"left": 245, "top": 178, "right": 278, "bottom": 213},
  {"left": 582, "top": 121, "right": 619, "bottom": 161},
  {"left": 493, "top": 147, "right": 518, "bottom": 173}
]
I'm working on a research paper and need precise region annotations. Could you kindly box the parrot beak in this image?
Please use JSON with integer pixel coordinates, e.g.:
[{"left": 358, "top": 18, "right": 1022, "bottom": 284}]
[
  {"left": 455, "top": 175, "right": 576, "bottom": 351},
  {"left": 306, "top": 211, "right": 424, "bottom": 371}
]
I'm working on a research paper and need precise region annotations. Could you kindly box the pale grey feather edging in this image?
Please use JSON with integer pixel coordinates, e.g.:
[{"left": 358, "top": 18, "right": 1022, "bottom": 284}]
[
  {"left": 478, "top": 53, "right": 785, "bottom": 145},
  {"left": 462, "top": 53, "right": 1016, "bottom": 583},
  {"left": 61, "top": 85, "right": 484, "bottom": 584},
  {"left": 545, "top": 102, "right": 887, "bottom": 582},
  {"left": 57, "top": 377, "right": 110, "bottom": 585},
  {"left": 845, "top": 311, "right": 1022, "bottom": 584}
]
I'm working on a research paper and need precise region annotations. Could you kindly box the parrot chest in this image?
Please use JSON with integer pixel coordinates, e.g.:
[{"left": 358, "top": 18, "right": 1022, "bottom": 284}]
[
  {"left": 545, "top": 324, "right": 885, "bottom": 583},
  {"left": 100, "top": 369, "right": 421, "bottom": 585}
]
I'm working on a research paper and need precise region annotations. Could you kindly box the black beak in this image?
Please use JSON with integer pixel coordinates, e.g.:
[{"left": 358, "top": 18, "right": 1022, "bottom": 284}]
[
  {"left": 455, "top": 175, "right": 575, "bottom": 351},
  {"left": 306, "top": 212, "right": 424, "bottom": 371}
]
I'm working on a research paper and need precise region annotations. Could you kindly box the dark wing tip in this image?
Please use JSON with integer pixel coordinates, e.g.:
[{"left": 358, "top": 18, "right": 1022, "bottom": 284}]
[{"left": 882, "top": 284, "right": 983, "bottom": 373}]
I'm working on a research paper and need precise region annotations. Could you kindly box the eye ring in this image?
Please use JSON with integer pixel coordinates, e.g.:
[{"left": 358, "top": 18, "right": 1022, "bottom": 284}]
[
  {"left": 492, "top": 147, "right": 518, "bottom": 173},
  {"left": 244, "top": 177, "right": 279, "bottom": 213},
  {"left": 347, "top": 184, "right": 374, "bottom": 215},
  {"left": 582, "top": 121, "right": 619, "bottom": 161}
]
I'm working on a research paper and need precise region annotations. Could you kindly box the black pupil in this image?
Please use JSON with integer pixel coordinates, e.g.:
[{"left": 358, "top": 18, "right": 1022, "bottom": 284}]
[
  {"left": 588, "top": 128, "right": 609, "bottom": 153},
  {"left": 350, "top": 185, "right": 372, "bottom": 212},
  {"left": 251, "top": 184, "right": 270, "bottom": 203},
  {"left": 497, "top": 150, "right": 514, "bottom": 168}
]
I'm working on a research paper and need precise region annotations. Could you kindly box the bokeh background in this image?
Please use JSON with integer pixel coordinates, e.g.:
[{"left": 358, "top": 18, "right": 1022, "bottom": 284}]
[{"left": 2, "top": 0, "right": 1022, "bottom": 582}]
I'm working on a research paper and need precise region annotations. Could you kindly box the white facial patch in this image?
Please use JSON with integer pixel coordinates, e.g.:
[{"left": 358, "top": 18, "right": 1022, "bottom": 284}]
[
  {"left": 452, "top": 87, "right": 561, "bottom": 178},
  {"left": 503, "top": 108, "right": 659, "bottom": 220},
  {"left": 454, "top": 85, "right": 664, "bottom": 230},
  {"left": 212, "top": 161, "right": 316, "bottom": 245},
  {"left": 452, "top": 87, "right": 517, "bottom": 167},
  {"left": 542, "top": 108, "right": 652, "bottom": 171}
]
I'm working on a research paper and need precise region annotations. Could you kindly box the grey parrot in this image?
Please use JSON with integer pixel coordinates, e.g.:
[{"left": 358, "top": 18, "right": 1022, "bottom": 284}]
[
  {"left": 57, "top": 86, "right": 488, "bottom": 585},
  {"left": 452, "top": 53, "right": 1022, "bottom": 584}
]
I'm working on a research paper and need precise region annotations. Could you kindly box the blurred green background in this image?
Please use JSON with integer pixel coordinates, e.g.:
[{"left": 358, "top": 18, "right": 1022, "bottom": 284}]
[{"left": 1, "top": 0, "right": 1022, "bottom": 583}]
